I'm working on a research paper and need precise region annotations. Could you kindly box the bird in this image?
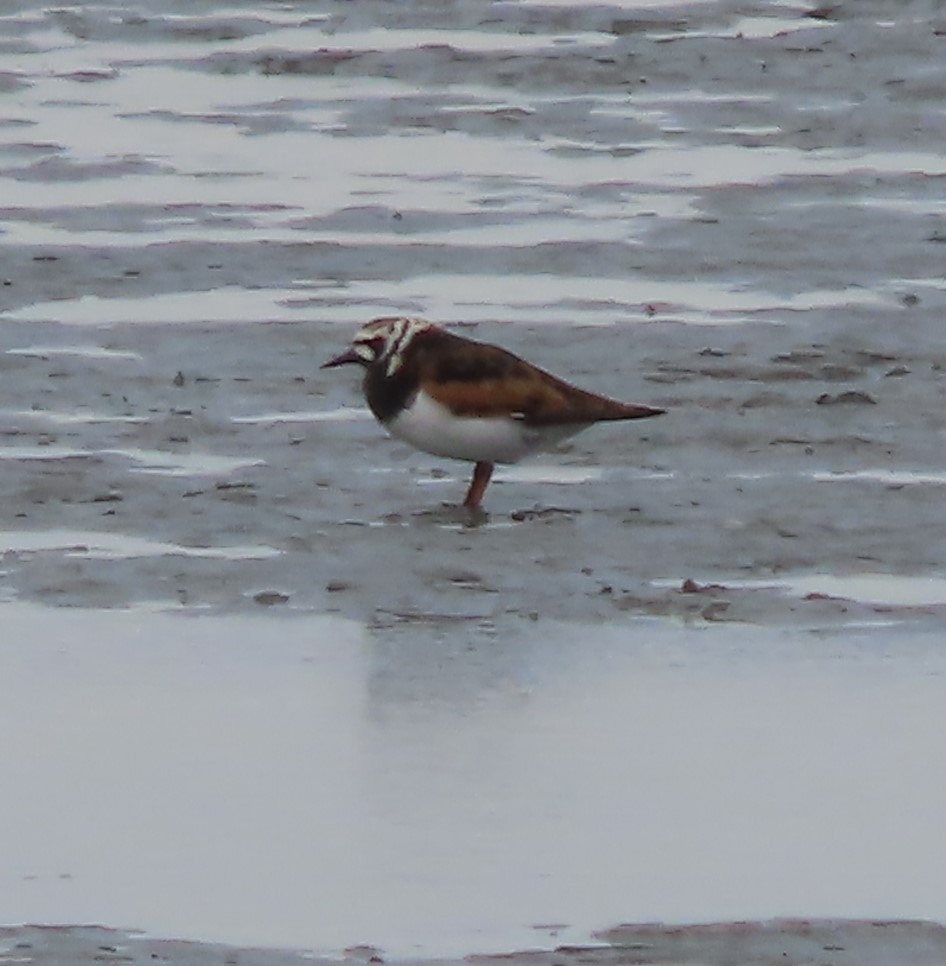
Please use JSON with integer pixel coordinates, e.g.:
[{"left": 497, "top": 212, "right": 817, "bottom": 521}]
[{"left": 322, "top": 316, "right": 665, "bottom": 509}]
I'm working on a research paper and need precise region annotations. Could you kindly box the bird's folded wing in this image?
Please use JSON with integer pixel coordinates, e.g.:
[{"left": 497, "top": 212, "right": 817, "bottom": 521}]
[{"left": 418, "top": 340, "right": 662, "bottom": 424}]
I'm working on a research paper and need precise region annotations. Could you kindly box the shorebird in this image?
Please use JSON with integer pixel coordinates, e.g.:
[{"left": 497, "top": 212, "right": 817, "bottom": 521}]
[{"left": 322, "top": 316, "right": 665, "bottom": 508}]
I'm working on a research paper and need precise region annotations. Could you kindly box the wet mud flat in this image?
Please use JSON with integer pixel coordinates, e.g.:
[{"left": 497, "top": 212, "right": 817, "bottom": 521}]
[
  {"left": 2, "top": 0, "right": 946, "bottom": 961},
  {"left": 6, "top": 920, "right": 946, "bottom": 966},
  {"left": 0, "top": 307, "right": 946, "bottom": 626},
  {"left": 0, "top": 308, "right": 944, "bottom": 628},
  {"left": 0, "top": 0, "right": 944, "bottom": 628}
]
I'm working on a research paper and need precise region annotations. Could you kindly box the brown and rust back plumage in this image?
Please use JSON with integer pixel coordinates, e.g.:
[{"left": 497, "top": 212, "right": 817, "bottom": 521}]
[{"left": 393, "top": 326, "right": 663, "bottom": 425}]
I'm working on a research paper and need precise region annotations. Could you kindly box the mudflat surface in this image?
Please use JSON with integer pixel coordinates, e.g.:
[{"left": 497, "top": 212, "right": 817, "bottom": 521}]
[
  {"left": 2, "top": 0, "right": 946, "bottom": 962},
  {"left": 7, "top": 920, "right": 946, "bottom": 966}
]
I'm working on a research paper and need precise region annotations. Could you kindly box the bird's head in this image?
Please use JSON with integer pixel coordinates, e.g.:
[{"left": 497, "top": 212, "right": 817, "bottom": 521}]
[{"left": 322, "top": 316, "right": 434, "bottom": 377}]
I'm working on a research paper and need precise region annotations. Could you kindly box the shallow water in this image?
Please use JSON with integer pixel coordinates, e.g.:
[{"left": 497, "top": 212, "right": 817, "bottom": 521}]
[
  {"left": 4, "top": 1, "right": 946, "bottom": 327},
  {"left": 4, "top": 605, "right": 946, "bottom": 958},
  {"left": 2, "top": 0, "right": 946, "bottom": 960}
]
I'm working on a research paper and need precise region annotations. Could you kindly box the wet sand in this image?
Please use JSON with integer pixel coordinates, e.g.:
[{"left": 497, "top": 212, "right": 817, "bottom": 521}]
[
  {"left": 2, "top": 0, "right": 946, "bottom": 962},
  {"left": 6, "top": 920, "right": 946, "bottom": 966}
]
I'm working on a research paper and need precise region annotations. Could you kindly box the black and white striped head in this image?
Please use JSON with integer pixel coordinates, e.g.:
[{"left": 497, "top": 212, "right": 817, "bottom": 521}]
[{"left": 322, "top": 316, "right": 434, "bottom": 377}]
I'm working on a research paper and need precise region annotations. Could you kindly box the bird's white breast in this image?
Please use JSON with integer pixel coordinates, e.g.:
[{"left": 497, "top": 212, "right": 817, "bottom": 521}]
[{"left": 386, "top": 389, "right": 584, "bottom": 464}]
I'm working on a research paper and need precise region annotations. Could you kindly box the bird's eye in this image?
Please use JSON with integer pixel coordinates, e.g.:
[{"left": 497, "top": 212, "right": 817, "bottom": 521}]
[{"left": 355, "top": 337, "right": 383, "bottom": 362}]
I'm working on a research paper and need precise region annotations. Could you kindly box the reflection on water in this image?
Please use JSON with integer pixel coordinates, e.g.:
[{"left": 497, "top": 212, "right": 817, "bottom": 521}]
[
  {"left": 3, "top": 605, "right": 946, "bottom": 957},
  {"left": 0, "top": 528, "right": 280, "bottom": 560},
  {"left": 0, "top": 444, "right": 262, "bottom": 476}
]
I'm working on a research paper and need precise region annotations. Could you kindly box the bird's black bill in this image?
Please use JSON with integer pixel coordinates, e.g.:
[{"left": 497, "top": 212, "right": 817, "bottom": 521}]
[{"left": 321, "top": 347, "right": 361, "bottom": 369}]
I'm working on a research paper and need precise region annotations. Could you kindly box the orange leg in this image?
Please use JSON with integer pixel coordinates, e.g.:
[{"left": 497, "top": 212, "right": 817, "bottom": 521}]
[{"left": 463, "top": 461, "right": 494, "bottom": 509}]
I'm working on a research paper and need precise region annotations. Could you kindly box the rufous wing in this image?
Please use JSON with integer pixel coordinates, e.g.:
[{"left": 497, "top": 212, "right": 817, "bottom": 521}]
[{"left": 413, "top": 329, "right": 664, "bottom": 426}]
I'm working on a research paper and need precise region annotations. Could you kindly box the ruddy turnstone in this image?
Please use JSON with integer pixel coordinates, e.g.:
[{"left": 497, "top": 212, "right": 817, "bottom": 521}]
[{"left": 322, "top": 316, "right": 665, "bottom": 508}]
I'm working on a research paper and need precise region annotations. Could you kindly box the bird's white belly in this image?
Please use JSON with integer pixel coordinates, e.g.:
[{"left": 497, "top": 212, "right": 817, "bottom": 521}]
[{"left": 386, "top": 389, "right": 584, "bottom": 464}]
